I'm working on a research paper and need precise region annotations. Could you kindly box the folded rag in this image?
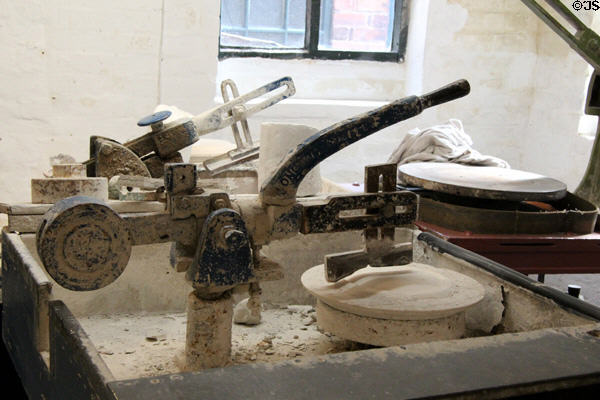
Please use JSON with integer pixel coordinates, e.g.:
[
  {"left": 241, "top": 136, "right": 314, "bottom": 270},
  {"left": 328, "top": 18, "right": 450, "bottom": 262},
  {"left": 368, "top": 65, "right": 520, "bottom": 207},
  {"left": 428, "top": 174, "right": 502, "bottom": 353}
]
[{"left": 387, "top": 119, "right": 510, "bottom": 168}]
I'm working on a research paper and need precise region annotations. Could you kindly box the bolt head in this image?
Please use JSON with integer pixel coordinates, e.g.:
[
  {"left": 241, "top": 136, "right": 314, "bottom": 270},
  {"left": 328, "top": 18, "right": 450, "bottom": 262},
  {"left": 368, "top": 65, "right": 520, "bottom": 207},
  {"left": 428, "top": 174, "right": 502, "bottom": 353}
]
[
  {"left": 223, "top": 229, "right": 246, "bottom": 249},
  {"left": 100, "top": 145, "right": 113, "bottom": 156},
  {"left": 214, "top": 198, "right": 228, "bottom": 209},
  {"left": 382, "top": 203, "right": 395, "bottom": 218}
]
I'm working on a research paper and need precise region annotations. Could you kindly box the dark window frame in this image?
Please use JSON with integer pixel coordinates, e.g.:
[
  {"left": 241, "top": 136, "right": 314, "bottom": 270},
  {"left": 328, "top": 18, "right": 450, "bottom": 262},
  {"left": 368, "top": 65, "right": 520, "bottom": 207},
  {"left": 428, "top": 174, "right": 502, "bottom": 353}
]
[{"left": 219, "top": 0, "right": 410, "bottom": 62}]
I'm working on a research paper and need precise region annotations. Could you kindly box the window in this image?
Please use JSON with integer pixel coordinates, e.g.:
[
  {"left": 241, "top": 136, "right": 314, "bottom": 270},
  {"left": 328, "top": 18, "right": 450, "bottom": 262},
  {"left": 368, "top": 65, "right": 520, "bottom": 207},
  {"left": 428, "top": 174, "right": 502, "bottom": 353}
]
[{"left": 219, "top": 0, "right": 409, "bottom": 62}]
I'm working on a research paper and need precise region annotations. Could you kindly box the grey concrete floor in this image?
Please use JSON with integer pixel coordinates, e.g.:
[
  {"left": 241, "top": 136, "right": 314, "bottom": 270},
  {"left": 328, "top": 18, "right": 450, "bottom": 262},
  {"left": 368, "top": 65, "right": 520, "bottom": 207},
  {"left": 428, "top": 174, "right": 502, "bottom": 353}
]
[{"left": 534, "top": 274, "right": 600, "bottom": 306}]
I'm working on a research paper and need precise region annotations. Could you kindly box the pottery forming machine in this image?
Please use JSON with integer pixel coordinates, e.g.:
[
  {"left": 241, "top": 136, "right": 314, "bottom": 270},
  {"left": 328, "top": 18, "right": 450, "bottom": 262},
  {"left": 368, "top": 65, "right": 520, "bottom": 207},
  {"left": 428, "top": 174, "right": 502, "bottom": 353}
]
[{"left": 4, "top": 76, "right": 600, "bottom": 400}]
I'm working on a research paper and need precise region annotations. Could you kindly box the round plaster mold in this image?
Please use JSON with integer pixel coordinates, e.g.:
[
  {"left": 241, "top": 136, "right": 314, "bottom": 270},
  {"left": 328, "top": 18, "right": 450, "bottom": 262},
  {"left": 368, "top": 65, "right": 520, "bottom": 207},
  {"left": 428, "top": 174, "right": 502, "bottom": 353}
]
[{"left": 301, "top": 263, "right": 485, "bottom": 346}]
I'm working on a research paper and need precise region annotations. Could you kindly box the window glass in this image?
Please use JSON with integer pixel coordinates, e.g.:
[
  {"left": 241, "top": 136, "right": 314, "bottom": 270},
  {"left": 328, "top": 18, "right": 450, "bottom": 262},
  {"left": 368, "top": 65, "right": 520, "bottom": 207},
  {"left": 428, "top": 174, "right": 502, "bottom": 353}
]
[
  {"left": 318, "top": 0, "right": 394, "bottom": 52},
  {"left": 220, "top": 0, "right": 307, "bottom": 49},
  {"left": 218, "top": 0, "right": 407, "bottom": 62}
]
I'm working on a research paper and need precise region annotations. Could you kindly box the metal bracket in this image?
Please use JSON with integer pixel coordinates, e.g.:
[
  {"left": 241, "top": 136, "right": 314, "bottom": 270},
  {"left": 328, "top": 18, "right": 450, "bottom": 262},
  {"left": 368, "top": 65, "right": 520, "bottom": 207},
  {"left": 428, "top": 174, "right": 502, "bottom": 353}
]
[
  {"left": 301, "top": 192, "right": 417, "bottom": 234},
  {"left": 186, "top": 208, "right": 254, "bottom": 293},
  {"left": 108, "top": 175, "right": 165, "bottom": 201},
  {"left": 201, "top": 80, "right": 262, "bottom": 175},
  {"left": 91, "top": 138, "right": 151, "bottom": 178},
  {"left": 521, "top": 0, "right": 600, "bottom": 71},
  {"left": 323, "top": 163, "right": 415, "bottom": 282}
]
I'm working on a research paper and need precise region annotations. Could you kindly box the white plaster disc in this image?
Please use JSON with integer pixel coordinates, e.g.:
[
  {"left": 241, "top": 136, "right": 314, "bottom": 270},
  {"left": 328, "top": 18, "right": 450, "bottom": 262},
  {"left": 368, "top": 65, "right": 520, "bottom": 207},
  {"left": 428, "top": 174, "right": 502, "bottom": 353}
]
[{"left": 301, "top": 263, "right": 485, "bottom": 321}]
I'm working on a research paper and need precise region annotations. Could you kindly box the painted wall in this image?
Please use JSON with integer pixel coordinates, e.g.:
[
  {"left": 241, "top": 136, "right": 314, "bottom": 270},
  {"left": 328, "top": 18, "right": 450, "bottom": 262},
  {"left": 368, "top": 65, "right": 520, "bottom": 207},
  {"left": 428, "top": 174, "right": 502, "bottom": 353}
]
[
  {"left": 0, "top": 0, "right": 596, "bottom": 209},
  {"left": 0, "top": 0, "right": 219, "bottom": 207}
]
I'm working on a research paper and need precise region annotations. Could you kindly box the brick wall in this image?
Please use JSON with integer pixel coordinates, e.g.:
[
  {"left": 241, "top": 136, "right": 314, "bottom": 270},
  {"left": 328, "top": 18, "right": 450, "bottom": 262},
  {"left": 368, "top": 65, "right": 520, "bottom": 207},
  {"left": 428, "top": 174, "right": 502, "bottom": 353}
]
[{"left": 328, "top": 0, "right": 392, "bottom": 51}]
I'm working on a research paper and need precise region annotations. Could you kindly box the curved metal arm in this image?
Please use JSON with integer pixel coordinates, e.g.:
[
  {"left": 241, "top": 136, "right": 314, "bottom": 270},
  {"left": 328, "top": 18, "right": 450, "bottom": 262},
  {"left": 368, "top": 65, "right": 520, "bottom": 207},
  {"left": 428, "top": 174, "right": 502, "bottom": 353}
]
[
  {"left": 193, "top": 76, "right": 296, "bottom": 135},
  {"left": 259, "top": 79, "right": 471, "bottom": 206}
]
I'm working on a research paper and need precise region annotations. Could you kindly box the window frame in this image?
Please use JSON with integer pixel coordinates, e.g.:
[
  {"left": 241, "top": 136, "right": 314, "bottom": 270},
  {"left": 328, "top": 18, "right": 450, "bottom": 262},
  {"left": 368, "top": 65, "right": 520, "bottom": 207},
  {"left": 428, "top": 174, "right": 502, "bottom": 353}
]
[{"left": 218, "top": 0, "right": 410, "bottom": 62}]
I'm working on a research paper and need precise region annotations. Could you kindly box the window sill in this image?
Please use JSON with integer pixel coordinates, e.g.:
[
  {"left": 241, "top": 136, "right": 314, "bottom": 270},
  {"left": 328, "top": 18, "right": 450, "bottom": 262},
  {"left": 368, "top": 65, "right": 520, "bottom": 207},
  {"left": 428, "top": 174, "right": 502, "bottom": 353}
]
[{"left": 219, "top": 48, "right": 404, "bottom": 63}]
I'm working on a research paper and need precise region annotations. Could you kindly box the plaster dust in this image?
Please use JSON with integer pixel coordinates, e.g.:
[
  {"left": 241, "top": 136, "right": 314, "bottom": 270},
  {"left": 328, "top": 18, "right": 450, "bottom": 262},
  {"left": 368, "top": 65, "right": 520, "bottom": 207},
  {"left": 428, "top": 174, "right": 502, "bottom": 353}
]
[{"left": 78, "top": 305, "right": 359, "bottom": 381}]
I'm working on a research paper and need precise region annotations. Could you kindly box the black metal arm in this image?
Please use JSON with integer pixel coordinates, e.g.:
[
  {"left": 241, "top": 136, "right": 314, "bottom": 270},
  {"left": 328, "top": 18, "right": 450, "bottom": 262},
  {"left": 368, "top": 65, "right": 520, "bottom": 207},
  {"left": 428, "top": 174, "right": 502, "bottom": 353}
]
[{"left": 259, "top": 79, "right": 470, "bottom": 206}]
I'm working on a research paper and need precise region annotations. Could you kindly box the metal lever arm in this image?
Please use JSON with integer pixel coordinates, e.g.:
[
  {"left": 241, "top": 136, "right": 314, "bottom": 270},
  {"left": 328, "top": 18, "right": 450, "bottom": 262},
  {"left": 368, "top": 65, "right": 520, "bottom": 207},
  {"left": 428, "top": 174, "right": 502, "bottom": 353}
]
[
  {"left": 92, "top": 77, "right": 295, "bottom": 164},
  {"left": 192, "top": 76, "right": 295, "bottom": 135},
  {"left": 259, "top": 79, "right": 471, "bottom": 206},
  {"left": 521, "top": 0, "right": 600, "bottom": 70}
]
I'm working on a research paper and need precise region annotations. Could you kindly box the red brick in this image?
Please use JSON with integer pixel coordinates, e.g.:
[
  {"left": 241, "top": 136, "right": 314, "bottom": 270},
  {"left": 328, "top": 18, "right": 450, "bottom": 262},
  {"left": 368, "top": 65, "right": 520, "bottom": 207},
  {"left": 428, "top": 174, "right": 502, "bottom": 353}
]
[
  {"left": 333, "top": 12, "right": 368, "bottom": 27},
  {"left": 351, "top": 27, "right": 387, "bottom": 42},
  {"left": 332, "top": 26, "right": 351, "bottom": 40},
  {"left": 334, "top": 0, "right": 355, "bottom": 11},
  {"left": 356, "top": 0, "right": 389, "bottom": 12},
  {"left": 368, "top": 14, "right": 389, "bottom": 29}
]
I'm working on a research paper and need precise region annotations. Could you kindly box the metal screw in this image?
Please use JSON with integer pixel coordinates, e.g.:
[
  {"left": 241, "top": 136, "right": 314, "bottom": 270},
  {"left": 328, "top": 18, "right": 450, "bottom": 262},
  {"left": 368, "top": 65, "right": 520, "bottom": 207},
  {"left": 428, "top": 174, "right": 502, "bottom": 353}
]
[
  {"left": 150, "top": 122, "right": 164, "bottom": 132},
  {"left": 100, "top": 145, "right": 113, "bottom": 156},
  {"left": 214, "top": 198, "right": 227, "bottom": 209},
  {"left": 221, "top": 228, "right": 246, "bottom": 249}
]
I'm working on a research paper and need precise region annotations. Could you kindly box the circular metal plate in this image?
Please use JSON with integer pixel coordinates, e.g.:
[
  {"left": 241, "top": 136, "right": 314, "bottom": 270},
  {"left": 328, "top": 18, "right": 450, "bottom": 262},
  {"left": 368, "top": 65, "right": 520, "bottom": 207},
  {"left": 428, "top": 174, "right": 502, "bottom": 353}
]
[
  {"left": 37, "top": 196, "right": 132, "bottom": 291},
  {"left": 398, "top": 162, "right": 567, "bottom": 201}
]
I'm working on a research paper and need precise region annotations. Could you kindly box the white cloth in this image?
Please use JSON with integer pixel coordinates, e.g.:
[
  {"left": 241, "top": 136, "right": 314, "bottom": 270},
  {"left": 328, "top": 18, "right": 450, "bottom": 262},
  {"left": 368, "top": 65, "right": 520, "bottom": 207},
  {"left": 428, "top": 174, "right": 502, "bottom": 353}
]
[{"left": 387, "top": 119, "right": 510, "bottom": 168}]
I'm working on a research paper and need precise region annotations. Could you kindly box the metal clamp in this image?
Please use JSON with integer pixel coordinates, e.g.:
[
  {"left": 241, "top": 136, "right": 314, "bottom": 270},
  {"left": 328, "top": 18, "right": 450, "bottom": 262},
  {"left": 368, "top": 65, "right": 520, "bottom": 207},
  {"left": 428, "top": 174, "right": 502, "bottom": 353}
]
[
  {"left": 323, "top": 164, "right": 415, "bottom": 282},
  {"left": 201, "top": 79, "right": 262, "bottom": 174}
]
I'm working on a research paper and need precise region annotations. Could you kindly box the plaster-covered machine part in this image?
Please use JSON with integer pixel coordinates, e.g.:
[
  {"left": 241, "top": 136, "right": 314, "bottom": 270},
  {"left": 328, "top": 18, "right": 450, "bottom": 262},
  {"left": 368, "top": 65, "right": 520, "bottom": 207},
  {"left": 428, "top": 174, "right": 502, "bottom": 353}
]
[
  {"left": 84, "top": 77, "right": 295, "bottom": 180},
  {"left": 259, "top": 123, "right": 322, "bottom": 197},
  {"left": 32, "top": 173, "right": 108, "bottom": 204},
  {"left": 185, "top": 291, "right": 233, "bottom": 370},
  {"left": 2, "top": 79, "right": 472, "bottom": 385},
  {"left": 51, "top": 163, "right": 86, "bottom": 178},
  {"left": 302, "top": 263, "right": 485, "bottom": 346},
  {"left": 190, "top": 139, "right": 237, "bottom": 164}
]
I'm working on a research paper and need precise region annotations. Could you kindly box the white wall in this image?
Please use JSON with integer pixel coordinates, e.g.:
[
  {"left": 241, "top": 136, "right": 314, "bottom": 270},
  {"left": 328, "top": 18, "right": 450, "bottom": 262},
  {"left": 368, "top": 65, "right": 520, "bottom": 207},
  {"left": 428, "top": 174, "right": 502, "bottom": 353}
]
[
  {"left": 0, "top": 0, "right": 219, "bottom": 205},
  {"left": 0, "top": 0, "right": 597, "bottom": 207}
]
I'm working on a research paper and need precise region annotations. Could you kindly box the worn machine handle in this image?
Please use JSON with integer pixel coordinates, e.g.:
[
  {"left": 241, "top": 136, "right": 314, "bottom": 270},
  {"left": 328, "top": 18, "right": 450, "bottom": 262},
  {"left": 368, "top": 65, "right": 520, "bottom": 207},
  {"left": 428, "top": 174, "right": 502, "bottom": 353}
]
[
  {"left": 259, "top": 79, "right": 471, "bottom": 206},
  {"left": 420, "top": 79, "right": 471, "bottom": 109}
]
